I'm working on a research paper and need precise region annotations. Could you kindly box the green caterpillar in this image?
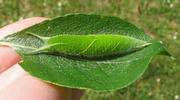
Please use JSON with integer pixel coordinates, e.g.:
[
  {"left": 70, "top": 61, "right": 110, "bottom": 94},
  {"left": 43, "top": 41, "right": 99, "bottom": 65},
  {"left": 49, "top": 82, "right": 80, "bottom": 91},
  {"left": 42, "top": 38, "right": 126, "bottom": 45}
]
[{"left": 25, "top": 32, "right": 151, "bottom": 60}]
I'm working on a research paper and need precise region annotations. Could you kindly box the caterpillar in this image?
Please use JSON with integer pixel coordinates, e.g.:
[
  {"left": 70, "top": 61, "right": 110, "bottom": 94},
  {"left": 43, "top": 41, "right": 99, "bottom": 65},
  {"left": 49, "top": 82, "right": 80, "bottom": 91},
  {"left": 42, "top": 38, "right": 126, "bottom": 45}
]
[{"left": 26, "top": 32, "right": 151, "bottom": 60}]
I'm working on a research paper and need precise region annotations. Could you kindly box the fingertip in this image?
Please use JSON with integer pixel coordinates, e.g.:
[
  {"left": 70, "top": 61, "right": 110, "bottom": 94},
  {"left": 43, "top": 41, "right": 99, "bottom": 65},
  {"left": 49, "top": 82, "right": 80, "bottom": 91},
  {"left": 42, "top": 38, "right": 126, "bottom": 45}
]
[{"left": 0, "top": 47, "right": 20, "bottom": 73}]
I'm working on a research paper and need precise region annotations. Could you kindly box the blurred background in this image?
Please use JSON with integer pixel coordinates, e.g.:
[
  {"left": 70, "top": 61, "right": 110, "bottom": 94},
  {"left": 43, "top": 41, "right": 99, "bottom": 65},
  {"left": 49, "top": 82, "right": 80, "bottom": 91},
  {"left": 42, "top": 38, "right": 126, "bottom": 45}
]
[{"left": 0, "top": 0, "right": 179, "bottom": 100}]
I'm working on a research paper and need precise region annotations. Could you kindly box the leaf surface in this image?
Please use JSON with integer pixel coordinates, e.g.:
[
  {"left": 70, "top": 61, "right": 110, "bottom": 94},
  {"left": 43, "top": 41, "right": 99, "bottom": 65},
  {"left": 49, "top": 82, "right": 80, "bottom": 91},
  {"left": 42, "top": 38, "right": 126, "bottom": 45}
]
[{"left": 0, "top": 14, "right": 169, "bottom": 91}]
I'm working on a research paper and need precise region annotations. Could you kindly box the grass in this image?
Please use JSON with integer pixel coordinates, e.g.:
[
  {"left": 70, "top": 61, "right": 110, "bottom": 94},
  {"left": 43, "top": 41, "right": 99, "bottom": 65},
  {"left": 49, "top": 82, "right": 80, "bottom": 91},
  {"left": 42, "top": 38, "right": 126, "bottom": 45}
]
[{"left": 0, "top": 0, "right": 179, "bottom": 100}]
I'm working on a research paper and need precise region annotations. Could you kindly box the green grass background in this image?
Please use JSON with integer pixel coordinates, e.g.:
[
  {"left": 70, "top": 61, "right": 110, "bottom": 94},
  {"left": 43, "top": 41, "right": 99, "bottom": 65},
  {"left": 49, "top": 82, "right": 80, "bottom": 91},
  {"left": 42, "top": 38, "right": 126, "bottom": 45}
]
[{"left": 0, "top": 0, "right": 179, "bottom": 100}]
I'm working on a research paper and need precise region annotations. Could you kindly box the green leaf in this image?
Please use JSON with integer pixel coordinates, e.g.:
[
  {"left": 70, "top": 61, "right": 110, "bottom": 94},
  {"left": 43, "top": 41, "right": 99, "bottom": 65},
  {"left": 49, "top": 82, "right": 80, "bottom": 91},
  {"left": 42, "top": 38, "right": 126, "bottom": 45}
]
[{"left": 0, "top": 14, "right": 169, "bottom": 91}]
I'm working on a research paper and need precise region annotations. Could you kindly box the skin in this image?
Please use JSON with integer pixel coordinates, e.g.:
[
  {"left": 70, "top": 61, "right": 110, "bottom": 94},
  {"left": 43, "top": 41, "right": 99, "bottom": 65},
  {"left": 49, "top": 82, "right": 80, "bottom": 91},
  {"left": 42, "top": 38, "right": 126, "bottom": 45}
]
[{"left": 0, "top": 17, "right": 84, "bottom": 100}]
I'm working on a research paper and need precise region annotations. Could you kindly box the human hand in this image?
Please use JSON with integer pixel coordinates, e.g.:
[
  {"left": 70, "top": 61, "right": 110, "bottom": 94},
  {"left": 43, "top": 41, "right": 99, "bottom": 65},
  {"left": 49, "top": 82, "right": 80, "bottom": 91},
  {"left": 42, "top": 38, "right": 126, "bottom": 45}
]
[{"left": 0, "top": 17, "right": 83, "bottom": 100}]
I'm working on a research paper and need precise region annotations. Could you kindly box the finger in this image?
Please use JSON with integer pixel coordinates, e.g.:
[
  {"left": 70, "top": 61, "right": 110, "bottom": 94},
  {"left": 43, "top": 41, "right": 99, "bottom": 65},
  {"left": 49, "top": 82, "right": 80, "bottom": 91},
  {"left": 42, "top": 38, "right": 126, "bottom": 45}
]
[
  {"left": 0, "top": 47, "right": 20, "bottom": 73},
  {"left": 0, "top": 17, "right": 47, "bottom": 73},
  {"left": 0, "top": 64, "right": 71, "bottom": 100}
]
